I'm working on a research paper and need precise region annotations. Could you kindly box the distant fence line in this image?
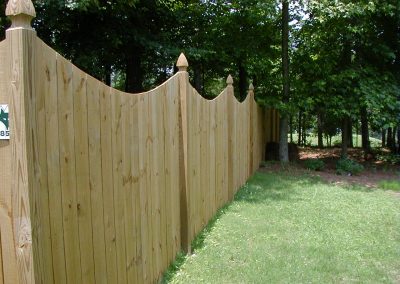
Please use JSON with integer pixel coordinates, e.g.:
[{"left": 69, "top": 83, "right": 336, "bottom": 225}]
[{"left": 0, "top": 1, "right": 279, "bottom": 283}]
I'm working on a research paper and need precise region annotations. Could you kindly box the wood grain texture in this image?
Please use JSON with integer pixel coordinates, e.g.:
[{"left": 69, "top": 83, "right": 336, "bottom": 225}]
[
  {"left": 86, "top": 76, "right": 107, "bottom": 284},
  {"left": 0, "top": 31, "right": 275, "bottom": 283},
  {"left": 8, "top": 27, "right": 36, "bottom": 284}
]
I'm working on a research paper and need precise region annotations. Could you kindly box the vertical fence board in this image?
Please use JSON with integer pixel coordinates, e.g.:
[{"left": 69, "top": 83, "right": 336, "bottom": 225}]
[
  {"left": 157, "top": 87, "right": 168, "bottom": 274},
  {"left": 42, "top": 51, "right": 67, "bottom": 284},
  {"left": 111, "top": 90, "right": 127, "bottom": 284},
  {"left": 163, "top": 84, "right": 173, "bottom": 264},
  {"left": 209, "top": 102, "right": 217, "bottom": 218},
  {"left": 121, "top": 93, "right": 136, "bottom": 284},
  {"left": 199, "top": 99, "right": 208, "bottom": 227},
  {"left": 130, "top": 94, "right": 142, "bottom": 283},
  {"left": 86, "top": 77, "right": 107, "bottom": 284},
  {"left": 193, "top": 93, "right": 201, "bottom": 235},
  {"left": 151, "top": 90, "right": 162, "bottom": 279},
  {"left": 168, "top": 78, "right": 181, "bottom": 257},
  {"left": 34, "top": 39, "right": 54, "bottom": 284},
  {"left": 72, "top": 67, "right": 95, "bottom": 284},
  {"left": 138, "top": 94, "right": 150, "bottom": 282},
  {"left": 57, "top": 56, "right": 82, "bottom": 283},
  {"left": 100, "top": 86, "right": 118, "bottom": 283}
]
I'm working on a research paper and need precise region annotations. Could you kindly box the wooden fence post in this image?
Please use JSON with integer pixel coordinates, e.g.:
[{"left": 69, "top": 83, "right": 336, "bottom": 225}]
[
  {"left": 176, "top": 53, "right": 191, "bottom": 253},
  {"left": 2, "top": 0, "right": 37, "bottom": 283}
]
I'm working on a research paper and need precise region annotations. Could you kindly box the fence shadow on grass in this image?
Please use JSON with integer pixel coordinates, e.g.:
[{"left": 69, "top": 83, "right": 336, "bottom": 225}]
[{"left": 233, "top": 171, "right": 319, "bottom": 203}]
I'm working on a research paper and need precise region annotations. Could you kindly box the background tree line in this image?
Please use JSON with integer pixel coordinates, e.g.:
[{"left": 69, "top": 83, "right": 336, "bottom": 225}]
[{"left": 0, "top": 0, "right": 399, "bottom": 158}]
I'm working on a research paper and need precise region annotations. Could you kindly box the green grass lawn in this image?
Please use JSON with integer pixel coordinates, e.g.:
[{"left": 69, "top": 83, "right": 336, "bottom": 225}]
[{"left": 164, "top": 172, "right": 400, "bottom": 283}]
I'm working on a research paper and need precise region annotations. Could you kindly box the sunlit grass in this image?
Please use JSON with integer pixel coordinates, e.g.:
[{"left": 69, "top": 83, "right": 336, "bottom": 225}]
[{"left": 164, "top": 172, "right": 400, "bottom": 283}]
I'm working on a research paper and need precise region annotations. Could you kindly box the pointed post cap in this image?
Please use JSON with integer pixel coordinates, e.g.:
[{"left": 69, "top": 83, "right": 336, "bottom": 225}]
[
  {"left": 226, "top": 75, "right": 233, "bottom": 85},
  {"left": 6, "top": 0, "right": 36, "bottom": 29},
  {"left": 249, "top": 83, "right": 254, "bottom": 91},
  {"left": 176, "top": 53, "right": 189, "bottom": 72}
]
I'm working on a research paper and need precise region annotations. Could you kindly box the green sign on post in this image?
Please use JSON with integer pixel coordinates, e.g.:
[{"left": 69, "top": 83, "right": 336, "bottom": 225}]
[{"left": 0, "top": 104, "right": 9, "bottom": 140}]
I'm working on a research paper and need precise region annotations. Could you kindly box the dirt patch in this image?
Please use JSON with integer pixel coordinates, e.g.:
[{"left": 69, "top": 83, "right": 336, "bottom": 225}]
[{"left": 261, "top": 147, "right": 400, "bottom": 189}]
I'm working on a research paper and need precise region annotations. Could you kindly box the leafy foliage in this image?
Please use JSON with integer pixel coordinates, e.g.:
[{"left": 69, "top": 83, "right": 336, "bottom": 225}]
[
  {"left": 336, "top": 158, "right": 364, "bottom": 176},
  {"left": 304, "top": 158, "right": 325, "bottom": 171}
]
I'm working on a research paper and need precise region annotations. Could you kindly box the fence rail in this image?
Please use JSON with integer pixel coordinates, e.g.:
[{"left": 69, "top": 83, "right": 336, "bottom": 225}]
[{"left": 0, "top": 1, "right": 279, "bottom": 283}]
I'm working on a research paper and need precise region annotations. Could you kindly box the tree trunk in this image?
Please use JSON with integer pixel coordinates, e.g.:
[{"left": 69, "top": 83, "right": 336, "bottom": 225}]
[
  {"left": 238, "top": 61, "right": 247, "bottom": 101},
  {"left": 289, "top": 115, "right": 293, "bottom": 143},
  {"left": 298, "top": 110, "right": 302, "bottom": 146},
  {"left": 387, "top": 127, "right": 393, "bottom": 149},
  {"left": 392, "top": 127, "right": 397, "bottom": 153},
  {"left": 360, "top": 106, "right": 371, "bottom": 153},
  {"left": 104, "top": 63, "right": 111, "bottom": 86},
  {"left": 279, "top": 0, "right": 290, "bottom": 162},
  {"left": 302, "top": 116, "right": 307, "bottom": 146},
  {"left": 382, "top": 128, "right": 386, "bottom": 147},
  {"left": 347, "top": 119, "right": 353, "bottom": 148},
  {"left": 317, "top": 113, "right": 324, "bottom": 148},
  {"left": 341, "top": 116, "right": 349, "bottom": 158},
  {"left": 193, "top": 64, "right": 203, "bottom": 95},
  {"left": 125, "top": 48, "right": 144, "bottom": 93}
]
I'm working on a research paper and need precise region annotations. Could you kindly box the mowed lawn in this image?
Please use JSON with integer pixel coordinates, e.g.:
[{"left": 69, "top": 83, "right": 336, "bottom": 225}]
[{"left": 164, "top": 172, "right": 400, "bottom": 283}]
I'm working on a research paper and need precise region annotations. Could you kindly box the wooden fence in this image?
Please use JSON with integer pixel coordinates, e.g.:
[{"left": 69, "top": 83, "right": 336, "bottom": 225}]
[{"left": 0, "top": 1, "right": 279, "bottom": 283}]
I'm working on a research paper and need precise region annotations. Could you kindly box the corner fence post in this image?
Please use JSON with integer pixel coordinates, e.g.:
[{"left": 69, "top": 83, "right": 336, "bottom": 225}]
[
  {"left": 176, "top": 53, "right": 191, "bottom": 253},
  {"left": 3, "top": 0, "right": 38, "bottom": 283}
]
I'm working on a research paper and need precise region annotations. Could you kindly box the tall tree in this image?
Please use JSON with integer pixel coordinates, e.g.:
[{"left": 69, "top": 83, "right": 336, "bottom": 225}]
[{"left": 279, "top": 0, "right": 289, "bottom": 162}]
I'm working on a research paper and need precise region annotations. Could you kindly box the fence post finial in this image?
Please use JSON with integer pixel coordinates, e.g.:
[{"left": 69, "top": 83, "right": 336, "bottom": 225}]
[
  {"left": 177, "top": 53, "right": 189, "bottom": 72},
  {"left": 6, "top": 0, "right": 36, "bottom": 29},
  {"left": 249, "top": 83, "right": 254, "bottom": 91},
  {"left": 226, "top": 75, "right": 233, "bottom": 85}
]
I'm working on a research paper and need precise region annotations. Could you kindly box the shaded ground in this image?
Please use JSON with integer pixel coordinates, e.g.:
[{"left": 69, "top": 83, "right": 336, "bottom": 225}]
[{"left": 261, "top": 147, "right": 400, "bottom": 189}]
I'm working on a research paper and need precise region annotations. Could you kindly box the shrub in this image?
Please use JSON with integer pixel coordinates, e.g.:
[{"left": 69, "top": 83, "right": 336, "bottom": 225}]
[
  {"left": 336, "top": 158, "right": 364, "bottom": 176},
  {"left": 376, "top": 153, "right": 400, "bottom": 165},
  {"left": 304, "top": 158, "right": 325, "bottom": 171}
]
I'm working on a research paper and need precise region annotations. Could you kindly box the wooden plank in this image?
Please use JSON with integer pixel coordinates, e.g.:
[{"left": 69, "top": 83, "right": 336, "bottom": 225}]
[
  {"left": 57, "top": 56, "right": 82, "bottom": 283},
  {"left": 209, "top": 102, "right": 217, "bottom": 217},
  {"left": 0, "top": 37, "right": 20, "bottom": 284},
  {"left": 187, "top": 87, "right": 196, "bottom": 239},
  {"left": 227, "top": 93, "right": 236, "bottom": 200},
  {"left": 72, "top": 66, "right": 95, "bottom": 284},
  {"left": 192, "top": 91, "right": 201, "bottom": 236},
  {"left": 199, "top": 98, "right": 208, "bottom": 227},
  {"left": 44, "top": 52, "right": 67, "bottom": 284},
  {"left": 121, "top": 93, "right": 136, "bottom": 284},
  {"left": 100, "top": 86, "right": 118, "bottom": 283},
  {"left": 138, "top": 94, "right": 151, "bottom": 282},
  {"left": 215, "top": 93, "right": 224, "bottom": 209},
  {"left": 169, "top": 77, "right": 181, "bottom": 257},
  {"left": 156, "top": 87, "right": 168, "bottom": 274},
  {"left": 34, "top": 39, "right": 54, "bottom": 284},
  {"left": 178, "top": 72, "right": 190, "bottom": 253},
  {"left": 7, "top": 27, "right": 37, "bottom": 284},
  {"left": 149, "top": 89, "right": 163, "bottom": 280},
  {"left": 163, "top": 83, "right": 173, "bottom": 264},
  {"left": 111, "top": 89, "right": 127, "bottom": 284},
  {"left": 222, "top": 93, "right": 229, "bottom": 204},
  {"left": 87, "top": 77, "right": 107, "bottom": 284},
  {"left": 130, "top": 94, "right": 143, "bottom": 283}
]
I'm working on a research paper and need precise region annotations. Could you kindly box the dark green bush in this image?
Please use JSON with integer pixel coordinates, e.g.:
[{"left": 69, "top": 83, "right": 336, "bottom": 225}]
[
  {"left": 304, "top": 158, "right": 325, "bottom": 171},
  {"left": 336, "top": 158, "right": 364, "bottom": 175}
]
